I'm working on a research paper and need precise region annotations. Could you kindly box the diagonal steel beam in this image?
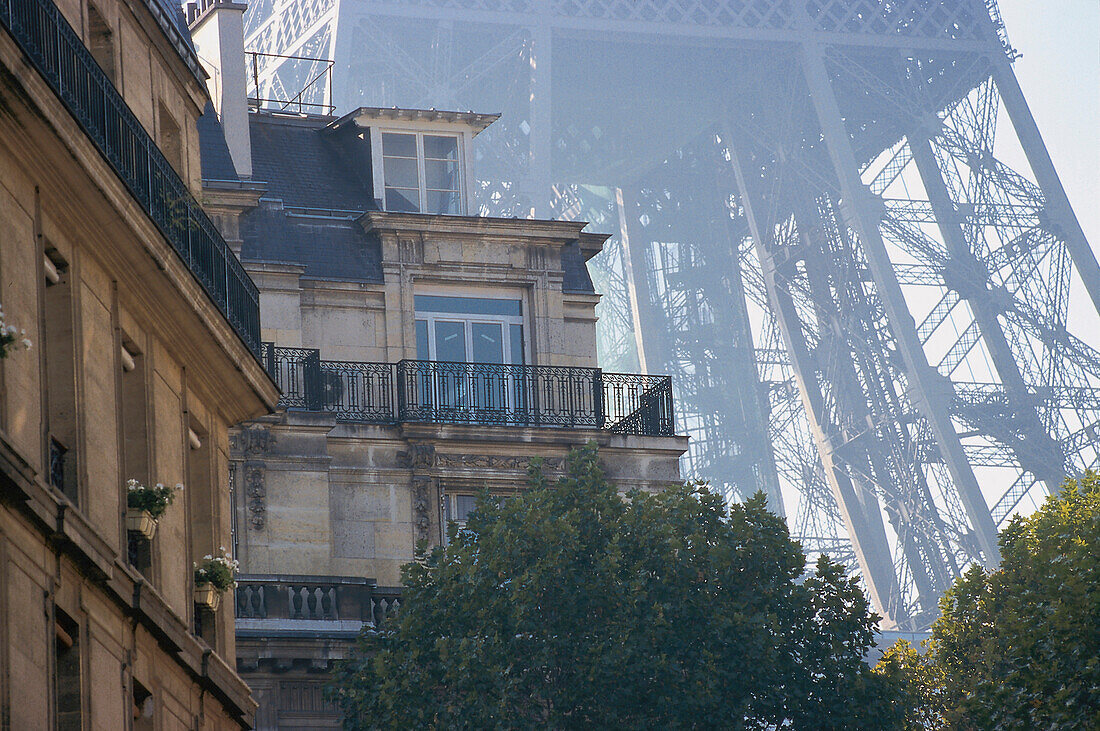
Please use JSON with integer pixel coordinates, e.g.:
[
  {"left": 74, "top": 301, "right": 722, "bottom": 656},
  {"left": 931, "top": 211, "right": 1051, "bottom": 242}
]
[
  {"left": 728, "top": 134, "right": 903, "bottom": 626},
  {"left": 909, "top": 130, "right": 1065, "bottom": 492},
  {"left": 800, "top": 39, "right": 1001, "bottom": 568}
]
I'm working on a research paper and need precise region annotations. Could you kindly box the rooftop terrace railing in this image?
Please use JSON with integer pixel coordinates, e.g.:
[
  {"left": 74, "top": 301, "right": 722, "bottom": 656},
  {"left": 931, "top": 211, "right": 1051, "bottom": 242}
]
[
  {"left": 262, "top": 344, "right": 677, "bottom": 437},
  {"left": 0, "top": 0, "right": 262, "bottom": 357},
  {"left": 235, "top": 575, "right": 402, "bottom": 632}
]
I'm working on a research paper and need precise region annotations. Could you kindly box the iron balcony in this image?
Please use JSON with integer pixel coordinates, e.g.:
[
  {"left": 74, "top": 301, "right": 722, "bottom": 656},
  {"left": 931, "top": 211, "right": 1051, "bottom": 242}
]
[
  {"left": 0, "top": 0, "right": 262, "bottom": 357},
  {"left": 262, "top": 344, "right": 677, "bottom": 437}
]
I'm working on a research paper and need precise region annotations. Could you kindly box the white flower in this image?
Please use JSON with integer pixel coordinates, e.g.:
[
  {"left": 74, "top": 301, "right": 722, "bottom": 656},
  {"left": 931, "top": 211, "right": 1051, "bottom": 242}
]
[{"left": 21, "top": 338, "right": 31, "bottom": 349}]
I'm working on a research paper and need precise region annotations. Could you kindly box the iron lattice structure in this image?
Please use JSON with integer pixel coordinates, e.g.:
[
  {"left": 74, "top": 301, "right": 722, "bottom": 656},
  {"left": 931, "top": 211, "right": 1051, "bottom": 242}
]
[{"left": 243, "top": 0, "right": 1100, "bottom": 630}]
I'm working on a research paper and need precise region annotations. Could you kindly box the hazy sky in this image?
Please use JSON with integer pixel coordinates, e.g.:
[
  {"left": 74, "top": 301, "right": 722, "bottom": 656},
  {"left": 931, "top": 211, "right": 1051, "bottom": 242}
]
[{"left": 998, "top": 0, "right": 1099, "bottom": 249}]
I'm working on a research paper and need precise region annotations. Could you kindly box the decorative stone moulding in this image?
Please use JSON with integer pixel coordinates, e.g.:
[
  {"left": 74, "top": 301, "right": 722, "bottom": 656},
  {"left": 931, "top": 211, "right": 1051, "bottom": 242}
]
[
  {"left": 194, "top": 583, "right": 221, "bottom": 612},
  {"left": 125, "top": 507, "right": 158, "bottom": 541}
]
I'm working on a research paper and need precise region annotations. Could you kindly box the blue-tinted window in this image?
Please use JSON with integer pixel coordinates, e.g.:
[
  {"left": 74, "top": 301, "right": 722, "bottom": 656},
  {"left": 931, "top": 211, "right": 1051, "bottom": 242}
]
[{"left": 414, "top": 295, "right": 522, "bottom": 317}]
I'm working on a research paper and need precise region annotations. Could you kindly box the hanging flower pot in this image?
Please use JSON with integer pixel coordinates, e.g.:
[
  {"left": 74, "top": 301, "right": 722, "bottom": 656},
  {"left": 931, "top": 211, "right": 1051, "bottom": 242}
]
[
  {"left": 194, "top": 582, "right": 221, "bottom": 612},
  {"left": 126, "top": 479, "right": 182, "bottom": 526},
  {"left": 193, "top": 548, "right": 238, "bottom": 613},
  {"left": 125, "top": 507, "right": 158, "bottom": 540}
]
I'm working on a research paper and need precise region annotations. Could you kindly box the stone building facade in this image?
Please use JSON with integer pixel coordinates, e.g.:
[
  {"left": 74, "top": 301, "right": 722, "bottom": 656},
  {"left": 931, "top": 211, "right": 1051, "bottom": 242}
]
[
  {"left": 0, "top": 0, "right": 277, "bottom": 727},
  {"left": 189, "top": 5, "right": 687, "bottom": 727}
]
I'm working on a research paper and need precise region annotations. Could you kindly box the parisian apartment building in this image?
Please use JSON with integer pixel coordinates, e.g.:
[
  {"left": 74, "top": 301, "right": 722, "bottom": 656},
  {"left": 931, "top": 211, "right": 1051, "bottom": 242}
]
[
  {"left": 186, "top": 0, "right": 687, "bottom": 727},
  {"left": 0, "top": 0, "right": 280, "bottom": 727},
  {"left": 0, "top": 0, "right": 685, "bottom": 727}
]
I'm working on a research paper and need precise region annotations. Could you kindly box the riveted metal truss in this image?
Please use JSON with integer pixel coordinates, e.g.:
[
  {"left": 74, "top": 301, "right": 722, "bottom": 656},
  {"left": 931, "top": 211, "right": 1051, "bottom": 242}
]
[{"left": 244, "top": 0, "right": 1100, "bottom": 630}]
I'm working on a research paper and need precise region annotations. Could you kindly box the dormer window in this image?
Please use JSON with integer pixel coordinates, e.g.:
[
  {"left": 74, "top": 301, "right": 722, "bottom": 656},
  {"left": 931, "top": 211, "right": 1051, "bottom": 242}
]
[
  {"left": 341, "top": 107, "right": 497, "bottom": 217},
  {"left": 381, "top": 132, "right": 462, "bottom": 214}
]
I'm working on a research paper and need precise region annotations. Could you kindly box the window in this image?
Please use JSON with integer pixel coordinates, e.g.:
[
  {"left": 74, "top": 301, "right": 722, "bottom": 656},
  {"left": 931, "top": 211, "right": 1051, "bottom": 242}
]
[
  {"left": 413, "top": 295, "right": 525, "bottom": 365},
  {"left": 121, "top": 336, "right": 153, "bottom": 575},
  {"left": 120, "top": 338, "right": 148, "bottom": 485},
  {"left": 187, "top": 423, "right": 220, "bottom": 649},
  {"left": 443, "top": 493, "right": 478, "bottom": 544},
  {"left": 158, "top": 103, "right": 182, "bottom": 176},
  {"left": 43, "top": 250, "right": 78, "bottom": 505},
  {"left": 87, "top": 4, "right": 115, "bottom": 84},
  {"left": 54, "top": 610, "right": 82, "bottom": 731},
  {"left": 132, "top": 680, "right": 153, "bottom": 731},
  {"left": 382, "top": 132, "right": 462, "bottom": 214}
]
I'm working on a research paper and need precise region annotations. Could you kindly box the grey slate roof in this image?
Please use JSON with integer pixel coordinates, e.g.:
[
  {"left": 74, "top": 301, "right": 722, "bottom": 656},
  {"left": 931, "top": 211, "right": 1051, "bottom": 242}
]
[
  {"left": 197, "top": 102, "right": 238, "bottom": 181},
  {"left": 248, "top": 113, "right": 375, "bottom": 211},
  {"left": 562, "top": 242, "right": 596, "bottom": 293},
  {"left": 240, "top": 201, "right": 384, "bottom": 283},
  {"left": 197, "top": 110, "right": 595, "bottom": 293},
  {"left": 148, "top": 0, "right": 206, "bottom": 86}
]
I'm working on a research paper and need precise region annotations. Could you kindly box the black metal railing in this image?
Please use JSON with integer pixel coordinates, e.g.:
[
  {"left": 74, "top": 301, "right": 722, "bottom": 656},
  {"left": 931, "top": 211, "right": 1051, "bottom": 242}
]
[
  {"left": 0, "top": 0, "right": 262, "bottom": 357},
  {"left": 260, "top": 344, "right": 677, "bottom": 437}
]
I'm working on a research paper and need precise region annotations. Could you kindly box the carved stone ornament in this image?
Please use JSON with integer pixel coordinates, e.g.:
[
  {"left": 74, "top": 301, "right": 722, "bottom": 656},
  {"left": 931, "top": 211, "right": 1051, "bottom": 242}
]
[
  {"left": 526, "top": 245, "right": 549, "bottom": 271},
  {"left": 234, "top": 424, "right": 274, "bottom": 458},
  {"left": 398, "top": 236, "right": 424, "bottom": 264},
  {"left": 397, "top": 443, "right": 436, "bottom": 470},
  {"left": 245, "top": 463, "right": 266, "bottom": 530},
  {"left": 435, "top": 453, "right": 565, "bottom": 472},
  {"left": 412, "top": 475, "right": 433, "bottom": 544}
]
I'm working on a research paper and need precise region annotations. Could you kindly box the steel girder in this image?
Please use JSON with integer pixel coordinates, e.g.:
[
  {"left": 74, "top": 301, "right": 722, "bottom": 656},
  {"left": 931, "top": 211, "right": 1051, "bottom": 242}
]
[{"left": 243, "top": 0, "right": 1100, "bottom": 630}]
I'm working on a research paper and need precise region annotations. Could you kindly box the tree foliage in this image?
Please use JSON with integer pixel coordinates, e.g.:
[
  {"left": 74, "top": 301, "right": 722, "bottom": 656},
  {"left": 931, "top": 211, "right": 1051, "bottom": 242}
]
[
  {"left": 331, "top": 443, "right": 902, "bottom": 729},
  {"left": 875, "top": 471, "right": 1100, "bottom": 730}
]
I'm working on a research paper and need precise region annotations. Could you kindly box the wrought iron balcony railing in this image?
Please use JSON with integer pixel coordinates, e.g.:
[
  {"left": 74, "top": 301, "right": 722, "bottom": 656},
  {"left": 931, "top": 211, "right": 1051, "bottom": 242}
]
[
  {"left": 0, "top": 0, "right": 262, "bottom": 357},
  {"left": 261, "top": 344, "right": 677, "bottom": 437}
]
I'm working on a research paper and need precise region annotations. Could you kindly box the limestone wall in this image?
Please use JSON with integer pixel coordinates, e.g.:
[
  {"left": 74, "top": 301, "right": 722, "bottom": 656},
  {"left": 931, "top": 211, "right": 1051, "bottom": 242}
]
[
  {"left": 233, "top": 414, "right": 687, "bottom": 586},
  {"left": 0, "top": 1, "right": 276, "bottom": 724}
]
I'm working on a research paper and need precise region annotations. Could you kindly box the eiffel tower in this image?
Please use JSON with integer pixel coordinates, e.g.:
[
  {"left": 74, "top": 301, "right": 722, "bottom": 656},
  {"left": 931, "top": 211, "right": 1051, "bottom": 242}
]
[{"left": 242, "top": 0, "right": 1100, "bottom": 630}]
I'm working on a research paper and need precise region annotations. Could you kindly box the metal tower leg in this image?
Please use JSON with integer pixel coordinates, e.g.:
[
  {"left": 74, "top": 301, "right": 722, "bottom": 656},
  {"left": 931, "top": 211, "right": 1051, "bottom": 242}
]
[
  {"left": 799, "top": 42, "right": 1001, "bottom": 567},
  {"left": 791, "top": 192, "right": 948, "bottom": 610},
  {"left": 615, "top": 188, "right": 657, "bottom": 374},
  {"left": 908, "top": 133, "right": 1065, "bottom": 493},
  {"left": 728, "top": 143, "right": 902, "bottom": 623},
  {"left": 992, "top": 60, "right": 1100, "bottom": 315}
]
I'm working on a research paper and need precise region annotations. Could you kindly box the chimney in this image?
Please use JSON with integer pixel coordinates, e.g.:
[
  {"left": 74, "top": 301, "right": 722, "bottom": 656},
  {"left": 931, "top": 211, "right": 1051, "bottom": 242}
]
[{"left": 188, "top": 0, "right": 252, "bottom": 178}]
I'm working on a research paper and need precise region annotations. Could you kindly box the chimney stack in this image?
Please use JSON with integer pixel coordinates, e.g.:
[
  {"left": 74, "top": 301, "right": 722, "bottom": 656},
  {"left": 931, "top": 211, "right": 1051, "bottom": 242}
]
[{"left": 188, "top": 0, "right": 252, "bottom": 178}]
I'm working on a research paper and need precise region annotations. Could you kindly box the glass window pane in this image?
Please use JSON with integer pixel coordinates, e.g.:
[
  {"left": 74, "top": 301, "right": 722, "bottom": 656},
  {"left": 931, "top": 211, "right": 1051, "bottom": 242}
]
[
  {"left": 472, "top": 323, "right": 504, "bottom": 364},
  {"left": 424, "top": 159, "right": 460, "bottom": 191},
  {"left": 446, "top": 494, "right": 478, "bottom": 524},
  {"left": 414, "top": 295, "right": 522, "bottom": 317},
  {"left": 381, "top": 132, "right": 417, "bottom": 158},
  {"left": 423, "top": 135, "right": 458, "bottom": 160},
  {"left": 425, "top": 190, "right": 461, "bottom": 215},
  {"left": 434, "top": 321, "right": 467, "bottom": 362},
  {"left": 509, "top": 324, "right": 525, "bottom": 365},
  {"left": 383, "top": 157, "right": 419, "bottom": 189},
  {"left": 415, "top": 320, "right": 429, "bottom": 360},
  {"left": 385, "top": 188, "right": 420, "bottom": 213}
]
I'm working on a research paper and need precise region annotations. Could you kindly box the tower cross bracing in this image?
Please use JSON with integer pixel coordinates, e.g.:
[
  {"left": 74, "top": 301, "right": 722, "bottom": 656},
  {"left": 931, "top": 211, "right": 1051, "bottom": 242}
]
[{"left": 244, "top": 0, "right": 1100, "bottom": 630}]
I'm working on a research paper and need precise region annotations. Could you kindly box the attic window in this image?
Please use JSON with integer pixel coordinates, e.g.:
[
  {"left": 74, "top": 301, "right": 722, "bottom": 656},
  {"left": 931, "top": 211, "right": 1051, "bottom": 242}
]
[{"left": 381, "top": 132, "right": 462, "bottom": 215}]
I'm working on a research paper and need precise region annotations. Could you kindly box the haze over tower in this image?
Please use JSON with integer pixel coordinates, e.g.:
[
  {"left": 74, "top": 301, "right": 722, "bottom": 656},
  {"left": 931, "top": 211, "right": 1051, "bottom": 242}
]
[{"left": 242, "top": 0, "right": 1100, "bottom": 631}]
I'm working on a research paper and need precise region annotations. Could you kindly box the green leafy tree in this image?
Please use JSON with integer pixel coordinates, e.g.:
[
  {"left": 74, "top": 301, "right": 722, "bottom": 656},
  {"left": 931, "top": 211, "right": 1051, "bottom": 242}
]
[
  {"left": 331, "top": 443, "right": 902, "bottom": 729},
  {"left": 876, "top": 471, "right": 1100, "bottom": 730}
]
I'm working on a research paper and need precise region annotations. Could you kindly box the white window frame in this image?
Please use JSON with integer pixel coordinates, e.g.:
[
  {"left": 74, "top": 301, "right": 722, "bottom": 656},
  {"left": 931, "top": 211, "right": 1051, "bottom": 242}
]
[
  {"left": 414, "top": 295, "right": 528, "bottom": 365},
  {"left": 378, "top": 130, "right": 466, "bottom": 215},
  {"left": 442, "top": 493, "right": 478, "bottom": 541},
  {"left": 416, "top": 314, "right": 526, "bottom": 365}
]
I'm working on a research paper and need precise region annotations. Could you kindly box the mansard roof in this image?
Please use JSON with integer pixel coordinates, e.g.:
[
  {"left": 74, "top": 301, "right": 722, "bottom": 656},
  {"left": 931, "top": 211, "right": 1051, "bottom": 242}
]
[{"left": 198, "top": 109, "right": 596, "bottom": 293}]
